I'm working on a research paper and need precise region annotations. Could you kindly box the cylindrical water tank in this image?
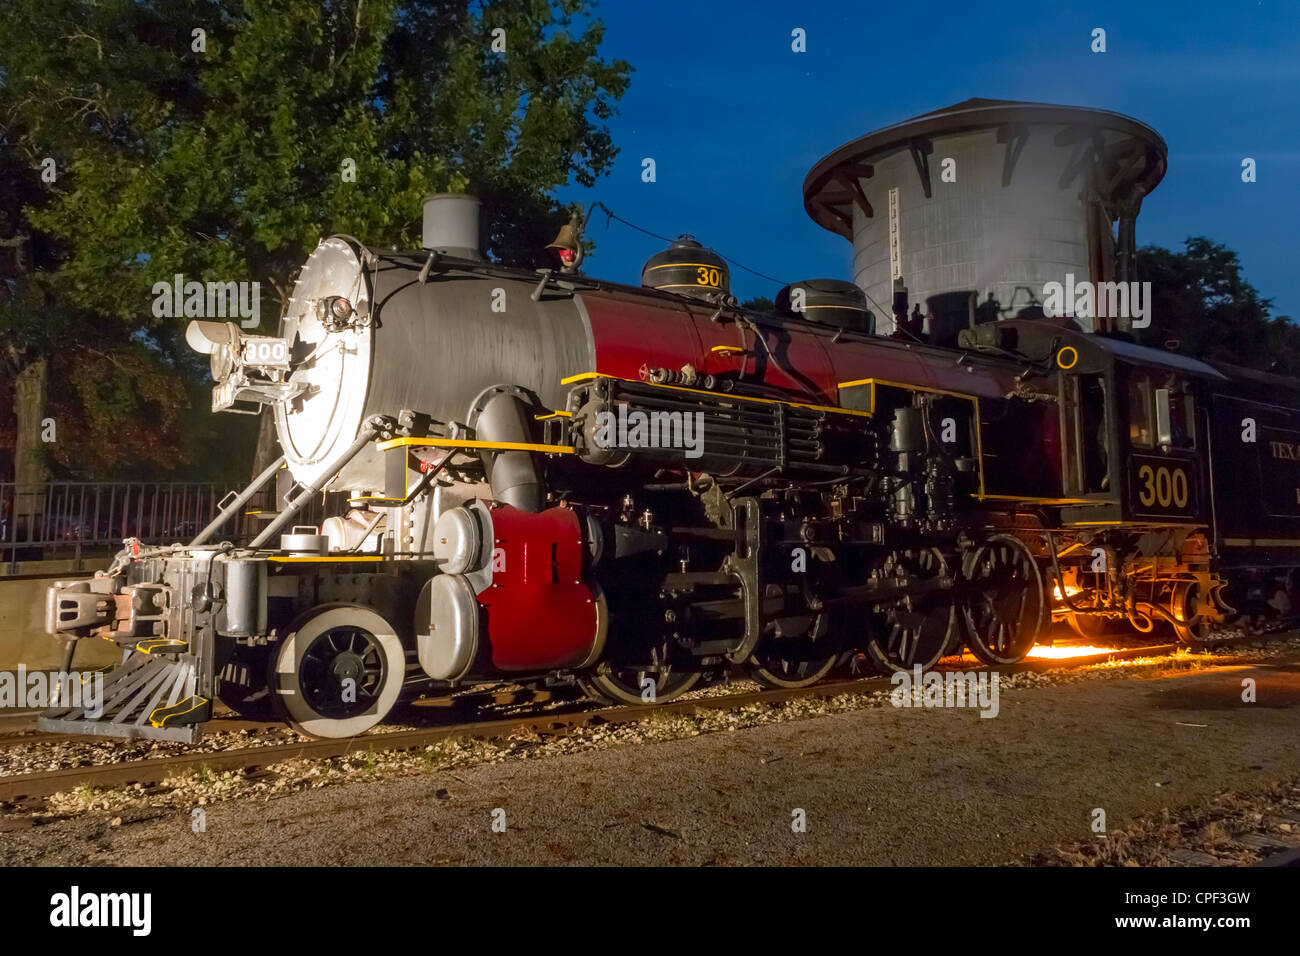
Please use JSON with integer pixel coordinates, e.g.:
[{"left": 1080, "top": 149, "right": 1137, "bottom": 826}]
[{"left": 803, "top": 99, "right": 1166, "bottom": 334}]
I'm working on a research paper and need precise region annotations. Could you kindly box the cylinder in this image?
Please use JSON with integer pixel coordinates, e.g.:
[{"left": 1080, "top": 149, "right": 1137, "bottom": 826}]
[
  {"left": 416, "top": 574, "right": 480, "bottom": 681},
  {"left": 221, "top": 557, "right": 266, "bottom": 637}
]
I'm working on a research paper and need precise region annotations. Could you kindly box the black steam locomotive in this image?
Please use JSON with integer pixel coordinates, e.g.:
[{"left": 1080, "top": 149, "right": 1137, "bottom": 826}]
[
  {"left": 38, "top": 98, "right": 1300, "bottom": 741},
  {"left": 36, "top": 206, "right": 1297, "bottom": 743}
]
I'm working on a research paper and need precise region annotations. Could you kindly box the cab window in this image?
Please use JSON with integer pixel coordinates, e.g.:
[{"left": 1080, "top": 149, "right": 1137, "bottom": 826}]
[
  {"left": 1128, "top": 370, "right": 1195, "bottom": 451},
  {"left": 1128, "top": 375, "right": 1153, "bottom": 447}
]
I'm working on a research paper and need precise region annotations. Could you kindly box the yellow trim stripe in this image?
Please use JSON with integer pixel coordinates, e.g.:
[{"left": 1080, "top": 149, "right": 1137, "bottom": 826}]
[
  {"left": 973, "top": 494, "right": 1095, "bottom": 505},
  {"left": 266, "top": 556, "right": 386, "bottom": 563},
  {"left": 376, "top": 437, "right": 576, "bottom": 454},
  {"left": 149, "top": 697, "right": 208, "bottom": 729},
  {"left": 839, "top": 378, "right": 1115, "bottom": 507},
  {"left": 838, "top": 377, "right": 981, "bottom": 402},
  {"left": 1222, "top": 537, "right": 1300, "bottom": 547},
  {"left": 562, "top": 372, "right": 1103, "bottom": 507},
  {"left": 644, "top": 262, "right": 726, "bottom": 272},
  {"left": 135, "top": 638, "right": 188, "bottom": 655},
  {"left": 1070, "top": 520, "right": 1125, "bottom": 526},
  {"left": 534, "top": 411, "right": 572, "bottom": 420}
]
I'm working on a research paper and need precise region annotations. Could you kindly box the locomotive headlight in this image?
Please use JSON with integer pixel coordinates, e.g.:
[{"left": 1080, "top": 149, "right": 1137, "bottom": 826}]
[
  {"left": 330, "top": 296, "right": 353, "bottom": 320},
  {"left": 185, "top": 320, "right": 240, "bottom": 382}
]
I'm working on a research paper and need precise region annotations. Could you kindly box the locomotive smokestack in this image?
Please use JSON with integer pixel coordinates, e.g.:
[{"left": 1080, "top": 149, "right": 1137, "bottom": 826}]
[{"left": 422, "top": 193, "right": 483, "bottom": 260}]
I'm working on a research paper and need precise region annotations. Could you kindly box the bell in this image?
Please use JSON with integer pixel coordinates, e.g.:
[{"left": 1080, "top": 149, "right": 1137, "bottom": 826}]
[{"left": 545, "top": 218, "right": 583, "bottom": 272}]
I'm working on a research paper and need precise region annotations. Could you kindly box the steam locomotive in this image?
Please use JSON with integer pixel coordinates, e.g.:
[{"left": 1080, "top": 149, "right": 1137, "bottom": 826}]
[{"left": 38, "top": 189, "right": 1299, "bottom": 741}]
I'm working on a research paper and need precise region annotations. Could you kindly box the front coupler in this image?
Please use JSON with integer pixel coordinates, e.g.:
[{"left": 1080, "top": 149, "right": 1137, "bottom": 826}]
[{"left": 40, "top": 544, "right": 265, "bottom": 743}]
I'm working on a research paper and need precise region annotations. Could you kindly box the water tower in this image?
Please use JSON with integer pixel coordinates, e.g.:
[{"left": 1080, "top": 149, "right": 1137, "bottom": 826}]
[{"left": 802, "top": 98, "right": 1166, "bottom": 335}]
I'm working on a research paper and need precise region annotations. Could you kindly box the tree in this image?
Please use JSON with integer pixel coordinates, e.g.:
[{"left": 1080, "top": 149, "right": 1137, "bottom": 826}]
[
  {"left": 1134, "top": 237, "right": 1299, "bottom": 374},
  {"left": 0, "top": 0, "right": 630, "bottom": 481}
]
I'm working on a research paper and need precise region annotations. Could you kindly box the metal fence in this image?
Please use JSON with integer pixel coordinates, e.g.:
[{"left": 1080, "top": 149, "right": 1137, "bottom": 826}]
[
  {"left": 1, "top": 482, "right": 232, "bottom": 570},
  {"left": 1, "top": 479, "right": 335, "bottom": 571}
]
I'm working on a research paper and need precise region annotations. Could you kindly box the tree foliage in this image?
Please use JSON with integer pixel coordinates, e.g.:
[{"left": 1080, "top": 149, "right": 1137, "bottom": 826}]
[
  {"left": 0, "top": 0, "right": 630, "bottom": 480},
  {"left": 1135, "top": 237, "right": 1297, "bottom": 374}
]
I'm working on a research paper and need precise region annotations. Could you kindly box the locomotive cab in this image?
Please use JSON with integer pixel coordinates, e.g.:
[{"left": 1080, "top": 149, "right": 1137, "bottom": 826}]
[
  {"left": 972, "top": 319, "right": 1223, "bottom": 529},
  {"left": 1120, "top": 364, "right": 1203, "bottom": 523},
  {"left": 1070, "top": 340, "right": 1222, "bottom": 530},
  {"left": 966, "top": 319, "right": 1230, "bottom": 641}
]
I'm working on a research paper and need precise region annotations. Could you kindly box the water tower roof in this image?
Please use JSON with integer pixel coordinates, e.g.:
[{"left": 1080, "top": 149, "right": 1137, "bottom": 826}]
[{"left": 803, "top": 98, "right": 1167, "bottom": 239}]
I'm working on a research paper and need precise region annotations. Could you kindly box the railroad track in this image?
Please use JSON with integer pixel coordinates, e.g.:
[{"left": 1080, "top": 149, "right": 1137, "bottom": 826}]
[
  {"left": 0, "top": 718, "right": 284, "bottom": 750},
  {"left": 0, "top": 686, "right": 576, "bottom": 750},
  {"left": 0, "top": 643, "right": 1183, "bottom": 804}
]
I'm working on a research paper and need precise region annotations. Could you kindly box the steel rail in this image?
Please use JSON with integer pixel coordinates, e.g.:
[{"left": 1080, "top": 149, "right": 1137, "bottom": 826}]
[{"left": 0, "top": 644, "right": 1182, "bottom": 803}]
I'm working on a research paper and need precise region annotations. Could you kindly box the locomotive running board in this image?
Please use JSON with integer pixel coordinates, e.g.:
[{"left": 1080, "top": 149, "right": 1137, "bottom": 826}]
[{"left": 39, "top": 648, "right": 209, "bottom": 744}]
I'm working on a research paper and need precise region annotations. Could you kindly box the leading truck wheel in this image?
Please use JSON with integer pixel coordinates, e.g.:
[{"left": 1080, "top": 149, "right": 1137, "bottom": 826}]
[{"left": 270, "top": 605, "right": 405, "bottom": 739}]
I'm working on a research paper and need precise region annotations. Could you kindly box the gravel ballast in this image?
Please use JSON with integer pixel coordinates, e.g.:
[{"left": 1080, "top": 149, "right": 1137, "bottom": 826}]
[{"left": 2, "top": 643, "right": 1298, "bottom": 865}]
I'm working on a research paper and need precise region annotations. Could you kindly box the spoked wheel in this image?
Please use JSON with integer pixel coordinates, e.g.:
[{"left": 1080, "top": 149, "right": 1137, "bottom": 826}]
[
  {"left": 269, "top": 604, "right": 406, "bottom": 738},
  {"left": 1168, "top": 580, "right": 1217, "bottom": 646},
  {"left": 750, "top": 613, "right": 839, "bottom": 689},
  {"left": 577, "top": 664, "right": 701, "bottom": 706},
  {"left": 750, "top": 565, "right": 842, "bottom": 688},
  {"left": 749, "top": 642, "right": 839, "bottom": 689},
  {"left": 961, "top": 534, "right": 1047, "bottom": 665},
  {"left": 1171, "top": 616, "right": 1214, "bottom": 644},
  {"left": 864, "top": 548, "right": 957, "bottom": 674}
]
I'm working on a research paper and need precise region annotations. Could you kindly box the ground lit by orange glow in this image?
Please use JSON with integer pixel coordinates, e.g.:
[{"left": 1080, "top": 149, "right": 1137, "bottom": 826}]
[{"left": 1025, "top": 644, "right": 1124, "bottom": 659}]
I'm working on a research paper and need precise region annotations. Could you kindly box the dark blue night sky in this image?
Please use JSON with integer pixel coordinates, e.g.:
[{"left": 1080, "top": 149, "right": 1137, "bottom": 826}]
[{"left": 557, "top": 0, "right": 1300, "bottom": 319}]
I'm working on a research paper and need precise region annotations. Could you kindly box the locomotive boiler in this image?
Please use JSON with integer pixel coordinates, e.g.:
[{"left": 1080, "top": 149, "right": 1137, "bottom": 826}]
[{"left": 41, "top": 100, "right": 1290, "bottom": 743}]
